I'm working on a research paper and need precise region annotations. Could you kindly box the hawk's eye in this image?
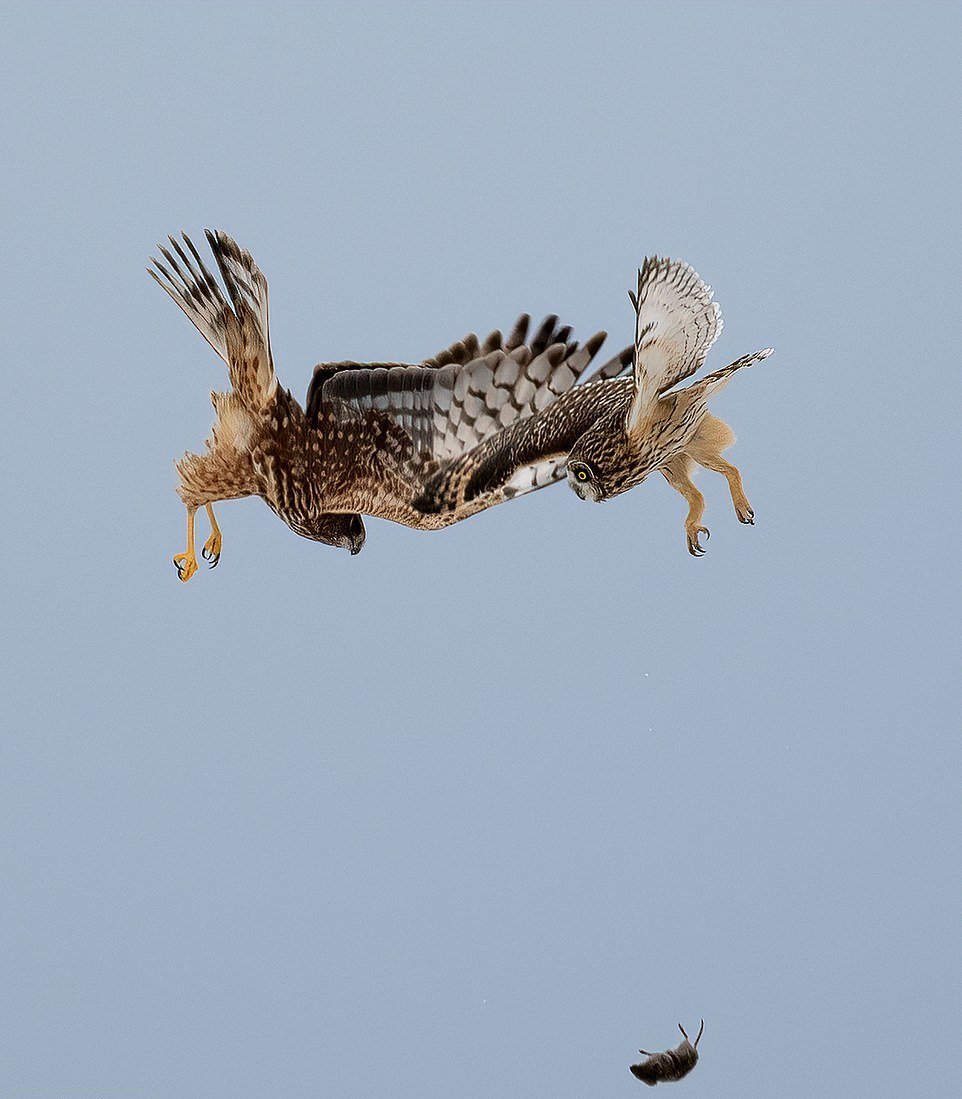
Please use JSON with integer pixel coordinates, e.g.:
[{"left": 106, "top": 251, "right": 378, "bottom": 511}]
[{"left": 576, "top": 468, "right": 589, "bottom": 481}]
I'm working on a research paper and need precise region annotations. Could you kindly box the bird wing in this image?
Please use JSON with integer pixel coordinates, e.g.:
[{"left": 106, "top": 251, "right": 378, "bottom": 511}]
[
  {"left": 680, "top": 346, "right": 774, "bottom": 400},
  {"left": 311, "top": 328, "right": 629, "bottom": 525},
  {"left": 312, "top": 320, "right": 623, "bottom": 468},
  {"left": 626, "top": 256, "right": 722, "bottom": 432},
  {"left": 413, "top": 374, "right": 632, "bottom": 516}
]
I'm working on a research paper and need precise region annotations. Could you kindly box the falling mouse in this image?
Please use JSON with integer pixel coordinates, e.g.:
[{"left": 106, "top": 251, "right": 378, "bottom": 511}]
[{"left": 630, "top": 1020, "right": 704, "bottom": 1085}]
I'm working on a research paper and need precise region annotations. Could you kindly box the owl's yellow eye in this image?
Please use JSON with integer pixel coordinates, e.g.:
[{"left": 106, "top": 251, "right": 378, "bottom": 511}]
[{"left": 576, "top": 469, "right": 588, "bottom": 481}]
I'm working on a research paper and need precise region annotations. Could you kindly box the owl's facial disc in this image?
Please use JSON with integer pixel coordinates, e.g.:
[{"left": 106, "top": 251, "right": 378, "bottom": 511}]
[{"left": 567, "top": 460, "right": 603, "bottom": 502}]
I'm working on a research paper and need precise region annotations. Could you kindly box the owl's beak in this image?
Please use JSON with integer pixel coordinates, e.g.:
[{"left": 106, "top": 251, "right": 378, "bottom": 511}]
[{"left": 567, "top": 470, "right": 600, "bottom": 502}]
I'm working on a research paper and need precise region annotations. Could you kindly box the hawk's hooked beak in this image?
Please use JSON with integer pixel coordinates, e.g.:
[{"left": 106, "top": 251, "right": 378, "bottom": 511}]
[{"left": 348, "top": 514, "right": 366, "bottom": 555}]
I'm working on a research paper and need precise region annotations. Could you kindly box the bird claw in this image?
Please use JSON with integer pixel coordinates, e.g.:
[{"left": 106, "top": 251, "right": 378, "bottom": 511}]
[
  {"left": 173, "top": 551, "right": 198, "bottom": 582},
  {"left": 735, "top": 501, "right": 755, "bottom": 524},
  {"left": 201, "top": 531, "right": 222, "bottom": 568},
  {"left": 687, "top": 525, "right": 710, "bottom": 556}
]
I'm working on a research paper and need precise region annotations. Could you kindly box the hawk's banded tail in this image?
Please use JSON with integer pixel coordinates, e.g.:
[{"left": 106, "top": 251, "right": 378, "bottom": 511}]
[{"left": 149, "top": 230, "right": 278, "bottom": 412}]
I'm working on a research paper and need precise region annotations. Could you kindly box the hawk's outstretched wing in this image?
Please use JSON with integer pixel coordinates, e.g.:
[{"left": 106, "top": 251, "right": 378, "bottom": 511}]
[
  {"left": 626, "top": 256, "right": 722, "bottom": 432},
  {"left": 310, "top": 324, "right": 630, "bottom": 512},
  {"left": 305, "top": 317, "right": 630, "bottom": 432}
]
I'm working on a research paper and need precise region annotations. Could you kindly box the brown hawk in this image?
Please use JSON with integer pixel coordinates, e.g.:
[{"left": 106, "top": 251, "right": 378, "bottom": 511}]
[
  {"left": 149, "top": 230, "right": 630, "bottom": 580},
  {"left": 420, "top": 256, "right": 773, "bottom": 555}
]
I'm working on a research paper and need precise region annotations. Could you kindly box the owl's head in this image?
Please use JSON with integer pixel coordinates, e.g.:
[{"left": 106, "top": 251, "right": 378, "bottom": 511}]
[{"left": 565, "top": 412, "right": 657, "bottom": 502}]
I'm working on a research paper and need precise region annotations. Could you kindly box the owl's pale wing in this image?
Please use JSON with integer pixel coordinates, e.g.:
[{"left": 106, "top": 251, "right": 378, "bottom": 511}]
[
  {"left": 626, "top": 256, "right": 722, "bottom": 432},
  {"left": 682, "top": 347, "right": 774, "bottom": 401}
]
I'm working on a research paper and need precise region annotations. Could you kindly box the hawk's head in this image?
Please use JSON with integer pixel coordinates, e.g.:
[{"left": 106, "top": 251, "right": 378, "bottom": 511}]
[{"left": 292, "top": 512, "right": 366, "bottom": 554}]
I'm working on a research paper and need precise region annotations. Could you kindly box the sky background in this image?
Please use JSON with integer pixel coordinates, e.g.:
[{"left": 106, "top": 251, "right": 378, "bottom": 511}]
[{"left": 1, "top": 3, "right": 959, "bottom": 1097}]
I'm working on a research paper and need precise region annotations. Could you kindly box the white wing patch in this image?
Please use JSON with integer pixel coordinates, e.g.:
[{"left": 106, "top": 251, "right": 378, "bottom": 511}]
[{"left": 503, "top": 458, "right": 568, "bottom": 499}]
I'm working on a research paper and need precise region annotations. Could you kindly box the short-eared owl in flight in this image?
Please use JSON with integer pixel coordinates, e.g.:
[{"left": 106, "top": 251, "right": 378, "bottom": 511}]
[
  {"left": 150, "top": 231, "right": 630, "bottom": 580},
  {"left": 420, "top": 257, "right": 773, "bottom": 555}
]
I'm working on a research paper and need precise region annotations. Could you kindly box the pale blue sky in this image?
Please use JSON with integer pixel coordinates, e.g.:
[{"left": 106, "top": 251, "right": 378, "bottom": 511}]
[{"left": 1, "top": 3, "right": 959, "bottom": 1097}]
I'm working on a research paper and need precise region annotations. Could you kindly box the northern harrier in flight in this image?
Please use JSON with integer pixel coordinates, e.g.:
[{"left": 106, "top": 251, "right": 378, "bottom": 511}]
[
  {"left": 149, "top": 230, "right": 629, "bottom": 580},
  {"left": 419, "top": 256, "right": 773, "bottom": 555}
]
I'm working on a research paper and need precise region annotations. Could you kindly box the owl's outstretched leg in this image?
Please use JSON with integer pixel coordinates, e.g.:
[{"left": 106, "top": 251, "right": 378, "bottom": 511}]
[
  {"left": 661, "top": 454, "right": 709, "bottom": 556},
  {"left": 686, "top": 414, "right": 753, "bottom": 525},
  {"left": 173, "top": 507, "right": 199, "bottom": 582},
  {"left": 201, "top": 504, "right": 222, "bottom": 567},
  {"left": 703, "top": 453, "right": 753, "bottom": 524}
]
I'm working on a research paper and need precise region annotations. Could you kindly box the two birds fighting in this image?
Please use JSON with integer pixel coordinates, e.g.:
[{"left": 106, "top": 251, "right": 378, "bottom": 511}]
[{"left": 150, "top": 232, "right": 772, "bottom": 580}]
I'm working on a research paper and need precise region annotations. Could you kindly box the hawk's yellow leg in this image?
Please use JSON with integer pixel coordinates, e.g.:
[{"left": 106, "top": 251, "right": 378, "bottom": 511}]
[
  {"left": 173, "top": 507, "right": 199, "bottom": 582},
  {"left": 201, "top": 504, "right": 222, "bottom": 568}
]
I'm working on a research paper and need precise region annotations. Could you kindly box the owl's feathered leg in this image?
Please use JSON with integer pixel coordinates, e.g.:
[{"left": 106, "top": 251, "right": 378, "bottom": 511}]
[
  {"left": 173, "top": 507, "right": 199, "bottom": 582},
  {"left": 661, "top": 453, "right": 710, "bottom": 556},
  {"left": 686, "top": 414, "right": 754, "bottom": 525}
]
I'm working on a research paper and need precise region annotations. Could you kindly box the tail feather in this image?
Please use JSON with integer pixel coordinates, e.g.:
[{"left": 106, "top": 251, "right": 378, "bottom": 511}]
[
  {"left": 148, "top": 233, "right": 231, "bottom": 364},
  {"left": 150, "top": 230, "right": 278, "bottom": 411},
  {"left": 204, "top": 230, "right": 273, "bottom": 364}
]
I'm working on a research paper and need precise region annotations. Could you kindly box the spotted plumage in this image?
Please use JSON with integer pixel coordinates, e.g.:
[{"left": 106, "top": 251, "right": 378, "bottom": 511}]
[
  {"left": 422, "top": 256, "right": 773, "bottom": 555},
  {"left": 150, "top": 230, "right": 629, "bottom": 580}
]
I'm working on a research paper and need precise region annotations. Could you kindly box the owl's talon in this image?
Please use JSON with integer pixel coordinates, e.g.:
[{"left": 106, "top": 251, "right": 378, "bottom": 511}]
[{"left": 686, "top": 525, "right": 710, "bottom": 556}]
